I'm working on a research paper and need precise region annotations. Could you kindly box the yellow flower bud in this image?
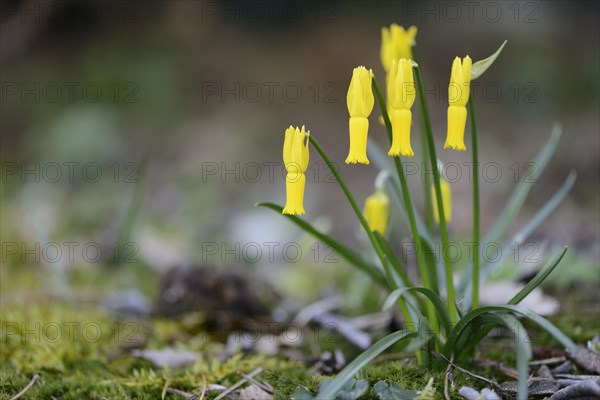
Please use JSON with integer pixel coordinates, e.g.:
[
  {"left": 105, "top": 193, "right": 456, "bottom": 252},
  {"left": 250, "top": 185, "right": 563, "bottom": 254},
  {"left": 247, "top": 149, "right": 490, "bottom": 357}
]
[
  {"left": 432, "top": 181, "right": 452, "bottom": 224},
  {"left": 346, "top": 66, "right": 374, "bottom": 165},
  {"left": 364, "top": 190, "right": 390, "bottom": 235},
  {"left": 380, "top": 24, "right": 417, "bottom": 72},
  {"left": 445, "top": 56, "right": 472, "bottom": 151},
  {"left": 282, "top": 125, "right": 310, "bottom": 215},
  {"left": 387, "top": 59, "right": 416, "bottom": 157}
]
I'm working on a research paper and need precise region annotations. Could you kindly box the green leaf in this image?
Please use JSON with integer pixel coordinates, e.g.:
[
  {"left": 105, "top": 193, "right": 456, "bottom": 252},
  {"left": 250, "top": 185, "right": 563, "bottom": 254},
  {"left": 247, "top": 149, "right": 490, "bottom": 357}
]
[
  {"left": 420, "top": 237, "right": 439, "bottom": 295},
  {"left": 471, "top": 40, "right": 507, "bottom": 80},
  {"left": 473, "top": 171, "right": 576, "bottom": 298},
  {"left": 318, "top": 378, "right": 369, "bottom": 400},
  {"left": 291, "top": 387, "right": 315, "bottom": 399},
  {"left": 478, "top": 313, "right": 531, "bottom": 399},
  {"left": 509, "top": 171, "right": 576, "bottom": 245},
  {"left": 484, "top": 124, "right": 561, "bottom": 247},
  {"left": 374, "top": 381, "right": 419, "bottom": 400},
  {"left": 508, "top": 247, "right": 568, "bottom": 305},
  {"left": 373, "top": 231, "right": 413, "bottom": 288},
  {"left": 382, "top": 287, "right": 452, "bottom": 336},
  {"left": 256, "top": 202, "right": 387, "bottom": 287},
  {"left": 367, "top": 139, "right": 433, "bottom": 246},
  {"left": 458, "top": 125, "right": 562, "bottom": 296},
  {"left": 444, "top": 304, "right": 577, "bottom": 358},
  {"left": 317, "top": 330, "right": 417, "bottom": 399}
]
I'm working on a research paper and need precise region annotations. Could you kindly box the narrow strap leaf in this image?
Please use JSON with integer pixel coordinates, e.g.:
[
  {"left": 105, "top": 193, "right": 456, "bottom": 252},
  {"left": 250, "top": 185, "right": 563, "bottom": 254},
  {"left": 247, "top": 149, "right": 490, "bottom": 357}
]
[
  {"left": 317, "top": 330, "right": 417, "bottom": 399},
  {"left": 507, "top": 247, "right": 568, "bottom": 305},
  {"left": 256, "top": 202, "right": 387, "bottom": 287},
  {"left": 471, "top": 40, "right": 508, "bottom": 80},
  {"left": 382, "top": 287, "right": 452, "bottom": 336},
  {"left": 471, "top": 171, "right": 576, "bottom": 303},
  {"left": 458, "top": 125, "right": 563, "bottom": 296},
  {"left": 444, "top": 304, "right": 577, "bottom": 358}
]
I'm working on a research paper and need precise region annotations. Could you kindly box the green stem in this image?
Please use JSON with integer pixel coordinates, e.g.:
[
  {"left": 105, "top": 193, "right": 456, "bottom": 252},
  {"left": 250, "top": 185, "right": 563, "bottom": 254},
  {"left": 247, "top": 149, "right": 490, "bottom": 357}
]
[
  {"left": 372, "top": 77, "right": 437, "bottom": 330},
  {"left": 309, "top": 137, "right": 414, "bottom": 305},
  {"left": 468, "top": 96, "right": 480, "bottom": 309},
  {"left": 309, "top": 136, "right": 381, "bottom": 256},
  {"left": 413, "top": 66, "right": 458, "bottom": 323},
  {"left": 412, "top": 47, "right": 435, "bottom": 234},
  {"left": 309, "top": 133, "right": 422, "bottom": 361}
]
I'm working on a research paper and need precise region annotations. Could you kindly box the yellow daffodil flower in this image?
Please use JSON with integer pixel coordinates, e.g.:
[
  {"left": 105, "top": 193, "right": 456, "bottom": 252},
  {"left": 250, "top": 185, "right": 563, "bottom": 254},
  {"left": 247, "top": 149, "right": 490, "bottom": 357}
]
[
  {"left": 387, "top": 58, "right": 416, "bottom": 157},
  {"left": 346, "top": 66, "right": 374, "bottom": 165},
  {"left": 364, "top": 190, "right": 390, "bottom": 235},
  {"left": 445, "top": 56, "right": 472, "bottom": 151},
  {"left": 432, "top": 180, "right": 452, "bottom": 224},
  {"left": 381, "top": 24, "right": 417, "bottom": 72},
  {"left": 282, "top": 125, "right": 310, "bottom": 215}
]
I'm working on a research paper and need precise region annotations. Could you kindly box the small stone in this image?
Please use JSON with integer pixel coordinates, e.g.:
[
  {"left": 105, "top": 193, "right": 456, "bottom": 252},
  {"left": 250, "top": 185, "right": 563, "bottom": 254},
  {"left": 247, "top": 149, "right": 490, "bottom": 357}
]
[
  {"left": 458, "top": 386, "right": 480, "bottom": 400},
  {"left": 480, "top": 388, "right": 501, "bottom": 400}
]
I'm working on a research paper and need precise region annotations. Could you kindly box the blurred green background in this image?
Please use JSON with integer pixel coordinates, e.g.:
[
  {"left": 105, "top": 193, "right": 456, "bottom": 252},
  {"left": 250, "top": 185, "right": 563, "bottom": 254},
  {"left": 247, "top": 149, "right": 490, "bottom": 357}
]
[{"left": 1, "top": 0, "right": 598, "bottom": 300}]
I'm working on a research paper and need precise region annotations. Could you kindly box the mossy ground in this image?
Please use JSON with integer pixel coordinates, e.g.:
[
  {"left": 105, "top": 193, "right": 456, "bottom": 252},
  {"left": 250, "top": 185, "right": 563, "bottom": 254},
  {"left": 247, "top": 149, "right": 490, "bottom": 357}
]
[{"left": 1, "top": 262, "right": 598, "bottom": 399}]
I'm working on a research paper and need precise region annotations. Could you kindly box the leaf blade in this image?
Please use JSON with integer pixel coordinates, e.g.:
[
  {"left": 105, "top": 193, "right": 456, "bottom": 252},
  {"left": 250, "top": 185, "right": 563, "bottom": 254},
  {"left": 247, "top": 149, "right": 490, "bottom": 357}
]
[
  {"left": 382, "top": 287, "right": 452, "bottom": 336},
  {"left": 458, "top": 125, "right": 563, "bottom": 296},
  {"left": 471, "top": 40, "right": 508, "bottom": 80},
  {"left": 256, "top": 202, "right": 388, "bottom": 287},
  {"left": 508, "top": 247, "right": 568, "bottom": 305},
  {"left": 317, "top": 330, "right": 417, "bottom": 399}
]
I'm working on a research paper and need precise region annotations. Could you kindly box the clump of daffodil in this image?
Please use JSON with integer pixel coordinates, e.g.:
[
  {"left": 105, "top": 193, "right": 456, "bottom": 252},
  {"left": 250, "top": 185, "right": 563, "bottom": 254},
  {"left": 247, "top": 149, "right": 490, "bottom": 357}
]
[
  {"left": 364, "top": 190, "right": 390, "bottom": 235},
  {"left": 346, "top": 66, "right": 374, "bottom": 165},
  {"left": 282, "top": 125, "right": 309, "bottom": 215},
  {"left": 387, "top": 58, "right": 416, "bottom": 157},
  {"left": 445, "top": 55, "right": 472, "bottom": 151},
  {"left": 381, "top": 24, "right": 417, "bottom": 72},
  {"left": 432, "top": 179, "right": 452, "bottom": 224}
]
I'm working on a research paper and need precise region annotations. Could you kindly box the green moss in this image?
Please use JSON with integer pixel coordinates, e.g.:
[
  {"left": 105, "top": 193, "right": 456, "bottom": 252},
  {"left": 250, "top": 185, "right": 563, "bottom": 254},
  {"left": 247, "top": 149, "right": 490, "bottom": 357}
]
[
  {"left": 0, "top": 301, "right": 302, "bottom": 399},
  {"left": 1, "top": 263, "right": 597, "bottom": 399},
  {"left": 266, "top": 359, "right": 487, "bottom": 399}
]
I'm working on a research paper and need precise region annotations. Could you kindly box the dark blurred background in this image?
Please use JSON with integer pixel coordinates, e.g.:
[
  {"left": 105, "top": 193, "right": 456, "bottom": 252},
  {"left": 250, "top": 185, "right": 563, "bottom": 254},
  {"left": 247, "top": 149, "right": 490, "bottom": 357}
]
[{"left": 1, "top": 0, "right": 598, "bottom": 299}]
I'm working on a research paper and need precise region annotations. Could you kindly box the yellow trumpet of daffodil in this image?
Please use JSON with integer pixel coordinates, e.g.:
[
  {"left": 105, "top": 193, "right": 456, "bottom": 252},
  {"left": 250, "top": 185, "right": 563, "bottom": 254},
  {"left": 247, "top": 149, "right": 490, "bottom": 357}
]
[
  {"left": 282, "top": 125, "right": 310, "bottom": 215},
  {"left": 381, "top": 24, "right": 417, "bottom": 72},
  {"left": 387, "top": 59, "right": 416, "bottom": 157},
  {"left": 346, "top": 66, "right": 374, "bottom": 165},
  {"left": 432, "top": 180, "right": 452, "bottom": 224},
  {"left": 364, "top": 190, "right": 390, "bottom": 235},
  {"left": 445, "top": 55, "right": 472, "bottom": 151}
]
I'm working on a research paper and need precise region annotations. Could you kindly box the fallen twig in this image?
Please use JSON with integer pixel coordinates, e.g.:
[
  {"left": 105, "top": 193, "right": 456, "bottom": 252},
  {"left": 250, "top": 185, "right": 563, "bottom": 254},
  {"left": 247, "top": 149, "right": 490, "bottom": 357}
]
[
  {"left": 237, "top": 370, "right": 274, "bottom": 394},
  {"left": 529, "top": 356, "right": 566, "bottom": 366},
  {"left": 10, "top": 374, "right": 41, "bottom": 400},
  {"left": 431, "top": 352, "right": 504, "bottom": 392},
  {"left": 166, "top": 387, "right": 197, "bottom": 399},
  {"left": 198, "top": 374, "right": 207, "bottom": 400},
  {"left": 554, "top": 373, "right": 600, "bottom": 380},
  {"left": 474, "top": 358, "right": 520, "bottom": 379},
  {"left": 444, "top": 355, "right": 454, "bottom": 400},
  {"left": 214, "top": 367, "right": 263, "bottom": 400}
]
